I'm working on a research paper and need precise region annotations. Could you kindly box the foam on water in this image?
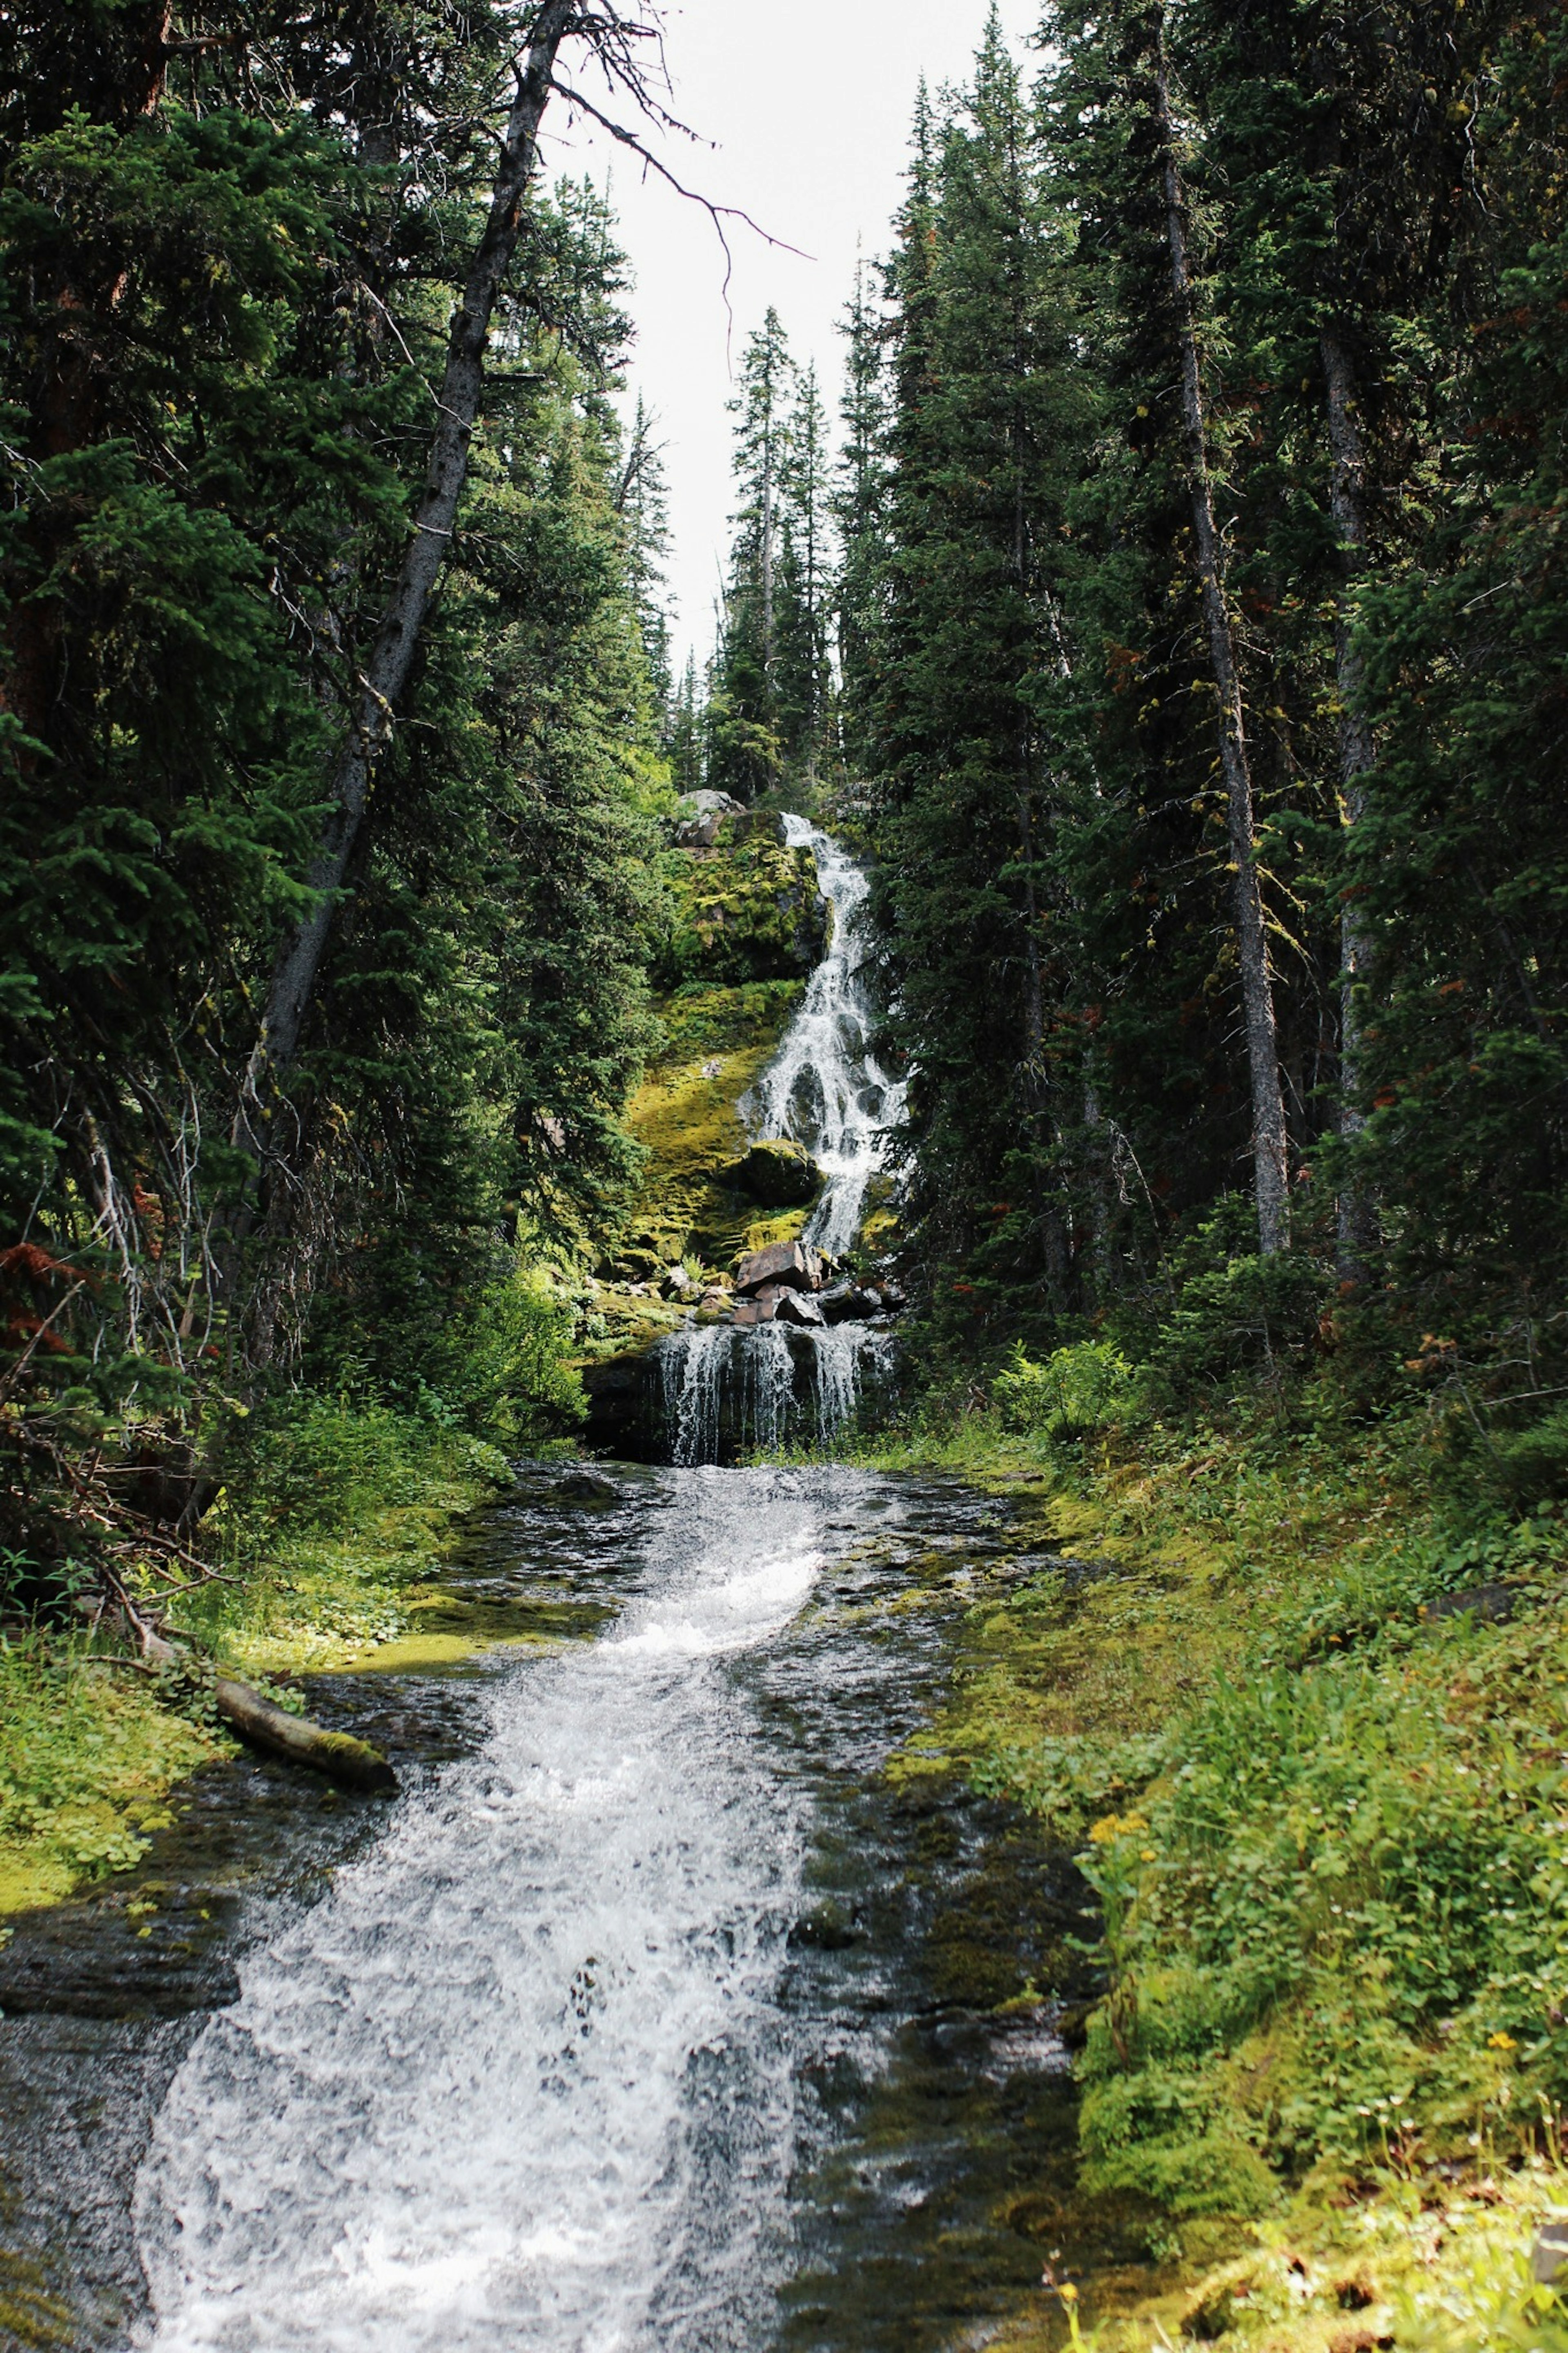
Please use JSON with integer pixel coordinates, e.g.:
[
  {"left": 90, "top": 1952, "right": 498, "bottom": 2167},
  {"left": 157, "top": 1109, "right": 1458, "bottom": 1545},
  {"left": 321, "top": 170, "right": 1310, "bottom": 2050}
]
[
  {"left": 749, "top": 816, "right": 906, "bottom": 1264},
  {"left": 133, "top": 1475, "right": 831, "bottom": 2353}
]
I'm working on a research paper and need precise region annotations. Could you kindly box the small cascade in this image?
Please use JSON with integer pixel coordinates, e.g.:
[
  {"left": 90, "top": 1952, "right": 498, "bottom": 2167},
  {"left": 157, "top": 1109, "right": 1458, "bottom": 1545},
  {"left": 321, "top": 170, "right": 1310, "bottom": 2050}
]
[
  {"left": 657, "top": 821, "right": 904, "bottom": 1465},
  {"left": 659, "top": 1321, "right": 898, "bottom": 1469},
  {"left": 749, "top": 818, "right": 907, "bottom": 1261}
]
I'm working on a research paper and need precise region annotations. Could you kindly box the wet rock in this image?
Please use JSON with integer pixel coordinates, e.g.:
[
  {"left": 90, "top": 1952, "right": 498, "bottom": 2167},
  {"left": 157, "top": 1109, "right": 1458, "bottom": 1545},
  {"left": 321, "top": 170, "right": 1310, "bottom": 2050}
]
[
  {"left": 556, "top": 1469, "right": 619, "bottom": 1504},
  {"left": 820, "top": 1281, "right": 882, "bottom": 1325},
  {"left": 774, "top": 1290, "right": 826, "bottom": 1329},
  {"left": 581, "top": 1354, "right": 649, "bottom": 1452},
  {"left": 722, "top": 1138, "right": 823, "bottom": 1208},
  {"left": 735, "top": 1238, "right": 823, "bottom": 1297},
  {"left": 659, "top": 1264, "right": 699, "bottom": 1302},
  {"left": 788, "top": 1900, "right": 860, "bottom": 1952}
]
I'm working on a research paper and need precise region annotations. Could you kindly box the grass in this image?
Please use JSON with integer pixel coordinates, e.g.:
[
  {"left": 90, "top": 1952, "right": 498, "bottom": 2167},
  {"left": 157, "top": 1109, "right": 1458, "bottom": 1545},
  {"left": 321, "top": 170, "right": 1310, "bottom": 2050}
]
[
  {"left": 833, "top": 1358, "right": 1568, "bottom": 2349},
  {"left": 0, "top": 1393, "right": 521, "bottom": 1918},
  {"left": 0, "top": 1639, "right": 225, "bottom": 1915}
]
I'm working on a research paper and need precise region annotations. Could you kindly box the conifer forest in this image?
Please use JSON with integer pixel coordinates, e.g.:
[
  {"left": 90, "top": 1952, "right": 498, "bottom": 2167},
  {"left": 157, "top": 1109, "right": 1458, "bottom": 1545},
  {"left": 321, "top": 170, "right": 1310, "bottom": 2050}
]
[{"left": 3, "top": 4, "right": 1568, "bottom": 2349}]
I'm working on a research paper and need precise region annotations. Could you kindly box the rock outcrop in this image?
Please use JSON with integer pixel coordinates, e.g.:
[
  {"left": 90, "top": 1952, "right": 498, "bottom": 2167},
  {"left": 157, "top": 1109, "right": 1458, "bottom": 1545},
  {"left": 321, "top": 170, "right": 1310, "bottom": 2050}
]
[
  {"left": 734, "top": 1238, "right": 824, "bottom": 1297},
  {"left": 722, "top": 1138, "right": 823, "bottom": 1207}
]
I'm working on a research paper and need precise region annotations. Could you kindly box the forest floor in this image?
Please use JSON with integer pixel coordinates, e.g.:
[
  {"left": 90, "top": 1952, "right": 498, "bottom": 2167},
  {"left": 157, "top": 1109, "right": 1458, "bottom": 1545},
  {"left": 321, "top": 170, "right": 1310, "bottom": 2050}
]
[
  {"left": 0, "top": 1407, "right": 515, "bottom": 1917},
  {"left": 843, "top": 1400, "right": 1568, "bottom": 2351}
]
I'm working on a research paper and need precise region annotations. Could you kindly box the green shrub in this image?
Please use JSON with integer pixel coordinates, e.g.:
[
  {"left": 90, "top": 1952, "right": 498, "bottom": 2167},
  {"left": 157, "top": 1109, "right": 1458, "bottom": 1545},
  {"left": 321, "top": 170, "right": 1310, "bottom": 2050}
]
[
  {"left": 1076, "top": 1586, "right": 1568, "bottom": 2206},
  {"left": 993, "top": 1338, "right": 1147, "bottom": 1452}
]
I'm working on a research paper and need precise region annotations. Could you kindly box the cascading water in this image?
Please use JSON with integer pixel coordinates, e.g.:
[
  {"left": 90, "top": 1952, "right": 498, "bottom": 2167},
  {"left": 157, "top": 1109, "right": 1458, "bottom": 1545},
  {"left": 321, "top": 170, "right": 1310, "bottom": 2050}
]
[
  {"left": 96, "top": 827, "right": 1085, "bottom": 2353},
  {"left": 749, "top": 819, "right": 905, "bottom": 1264},
  {"left": 659, "top": 819, "right": 904, "bottom": 1465},
  {"left": 118, "top": 1466, "right": 1076, "bottom": 2353}
]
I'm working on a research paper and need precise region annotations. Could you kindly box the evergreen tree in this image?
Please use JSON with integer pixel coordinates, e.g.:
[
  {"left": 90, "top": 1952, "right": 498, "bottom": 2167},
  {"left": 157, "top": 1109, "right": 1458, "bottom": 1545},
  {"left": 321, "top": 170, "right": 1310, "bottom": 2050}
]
[
  {"left": 834, "top": 252, "right": 891, "bottom": 780},
  {"left": 860, "top": 16, "right": 1091, "bottom": 1313},
  {"left": 707, "top": 307, "right": 797, "bottom": 800}
]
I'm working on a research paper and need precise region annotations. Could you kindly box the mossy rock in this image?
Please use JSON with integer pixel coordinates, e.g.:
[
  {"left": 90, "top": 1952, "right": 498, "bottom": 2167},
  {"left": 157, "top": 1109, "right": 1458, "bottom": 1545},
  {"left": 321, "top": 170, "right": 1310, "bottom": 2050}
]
[
  {"left": 619, "top": 983, "right": 805, "bottom": 1269},
  {"left": 657, "top": 829, "right": 826, "bottom": 987},
  {"left": 722, "top": 1138, "right": 823, "bottom": 1207}
]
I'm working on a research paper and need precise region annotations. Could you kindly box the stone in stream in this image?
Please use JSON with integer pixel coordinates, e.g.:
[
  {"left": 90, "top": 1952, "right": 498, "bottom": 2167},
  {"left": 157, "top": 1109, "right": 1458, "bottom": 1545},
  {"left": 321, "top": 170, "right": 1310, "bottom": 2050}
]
[
  {"left": 556, "top": 1469, "right": 619, "bottom": 1503},
  {"left": 734, "top": 1238, "right": 823, "bottom": 1297},
  {"left": 820, "top": 1280, "right": 883, "bottom": 1325}
]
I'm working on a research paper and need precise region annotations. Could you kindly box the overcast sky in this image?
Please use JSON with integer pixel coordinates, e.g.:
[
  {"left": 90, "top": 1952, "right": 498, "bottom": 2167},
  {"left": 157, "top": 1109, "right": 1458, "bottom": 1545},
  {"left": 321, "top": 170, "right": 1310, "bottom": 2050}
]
[{"left": 545, "top": 0, "right": 1038, "bottom": 667}]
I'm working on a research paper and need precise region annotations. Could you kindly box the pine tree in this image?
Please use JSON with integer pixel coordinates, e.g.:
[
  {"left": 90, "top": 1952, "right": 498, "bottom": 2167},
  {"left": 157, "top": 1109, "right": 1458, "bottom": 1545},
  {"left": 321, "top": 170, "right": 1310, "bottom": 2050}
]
[
  {"left": 863, "top": 16, "right": 1090, "bottom": 1311},
  {"left": 708, "top": 307, "right": 800, "bottom": 800}
]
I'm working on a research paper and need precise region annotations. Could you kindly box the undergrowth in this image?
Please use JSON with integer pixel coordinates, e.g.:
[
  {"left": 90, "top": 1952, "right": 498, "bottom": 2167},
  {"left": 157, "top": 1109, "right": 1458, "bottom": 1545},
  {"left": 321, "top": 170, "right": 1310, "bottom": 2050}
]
[
  {"left": 0, "top": 1639, "right": 223, "bottom": 1914},
  {"left": 841, "top": 1313, "right": 1568, "bottom": 2348}
]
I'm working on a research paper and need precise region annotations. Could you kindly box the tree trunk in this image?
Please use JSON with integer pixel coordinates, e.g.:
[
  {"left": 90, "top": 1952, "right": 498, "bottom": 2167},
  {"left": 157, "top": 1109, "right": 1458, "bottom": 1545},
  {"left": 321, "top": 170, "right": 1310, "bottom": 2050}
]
[
  {"left": 1319, "top": 321, "right": 1379, "bottom": 1284},
  {"left": 236, "top": 0, "right": 576, "bottom": 1146},
  {"left": 1153, "top": 30, "right": 1291, "bottom": 1255}
]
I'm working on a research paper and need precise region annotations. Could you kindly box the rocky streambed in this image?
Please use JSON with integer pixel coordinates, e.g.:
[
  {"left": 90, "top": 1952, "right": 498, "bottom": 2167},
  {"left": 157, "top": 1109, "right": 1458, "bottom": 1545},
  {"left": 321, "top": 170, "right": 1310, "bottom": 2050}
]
[{"left": 0, "top": 1460, "right": 1136, "bottom": 2353}]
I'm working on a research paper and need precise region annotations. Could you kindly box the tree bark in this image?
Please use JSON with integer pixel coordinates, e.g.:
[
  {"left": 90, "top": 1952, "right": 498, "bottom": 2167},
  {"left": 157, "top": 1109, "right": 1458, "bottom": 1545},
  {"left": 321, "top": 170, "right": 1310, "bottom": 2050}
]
[
  {"left": 1319, "top": 321, "right": 1380, "bottom": 1283},
  {"left": 1153, "top": 30, "right": 1291, "bottom": 1255},
  {"left": 236, "top": 0, "right": 577, "bottom": 1147}
]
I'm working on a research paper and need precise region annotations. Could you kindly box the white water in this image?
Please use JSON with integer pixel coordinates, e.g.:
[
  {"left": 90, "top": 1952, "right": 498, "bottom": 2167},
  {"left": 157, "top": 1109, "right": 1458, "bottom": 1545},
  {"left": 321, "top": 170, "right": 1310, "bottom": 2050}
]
[
  {"left": 660, "top": 820, "right": 904, "bottom": 1465},
  {"left": 749, "top": 816, "right": 906, "bottom": 1262},
  {"left": 134, "top": 1477, "right": 829, "bottom": 2353},
  {"left": 659, "top": 1318, "right": 896, "bottom": 1469}
]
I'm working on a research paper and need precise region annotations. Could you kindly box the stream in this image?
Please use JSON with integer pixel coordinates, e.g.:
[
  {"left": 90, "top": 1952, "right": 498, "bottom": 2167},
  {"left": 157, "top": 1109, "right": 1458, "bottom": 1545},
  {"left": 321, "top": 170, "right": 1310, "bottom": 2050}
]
[
  {"left": 0, "top": 1468, "right": 1107, "bottom": 2352},
  {"left": 0, "top": 829, "right": 1113, "bottom": 2352}
]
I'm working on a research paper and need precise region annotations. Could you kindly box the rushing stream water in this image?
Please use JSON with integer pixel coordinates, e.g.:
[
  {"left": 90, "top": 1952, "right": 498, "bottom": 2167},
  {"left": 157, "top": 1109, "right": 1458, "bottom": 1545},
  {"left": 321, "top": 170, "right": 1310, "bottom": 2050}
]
[
  {"left": 658, "top": 819, "right": 906, "bottom": 1465},
  {"left": 102, "top": 1466, "right": 1089, "bottom": 2353},
  {"left": 0, "top": 821, "right": 1111, "bottom": 2353}
]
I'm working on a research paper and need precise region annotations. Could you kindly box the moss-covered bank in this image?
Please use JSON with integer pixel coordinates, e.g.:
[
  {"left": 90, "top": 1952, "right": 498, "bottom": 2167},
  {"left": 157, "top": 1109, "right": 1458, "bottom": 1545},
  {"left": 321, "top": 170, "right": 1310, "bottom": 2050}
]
[
  {"left": 0, "top": 1401, "right": 524, "bottom": 1921},
  {"left": 835, "top": 1379, "right": 1568, "bottom": 2351}
]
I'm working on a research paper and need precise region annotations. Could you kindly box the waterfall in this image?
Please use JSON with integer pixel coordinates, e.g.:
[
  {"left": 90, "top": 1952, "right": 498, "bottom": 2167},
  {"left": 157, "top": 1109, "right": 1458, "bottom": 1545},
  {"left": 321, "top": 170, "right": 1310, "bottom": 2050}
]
[
  {"left": 750, "top": 818, "right": 906, "bottom": 1262},
  {"left": 658, "top": 1321, "right": 898, "bottom": 1470},
  {"left": 658, "top": 821, "right": 904, "bottom": 1466}
]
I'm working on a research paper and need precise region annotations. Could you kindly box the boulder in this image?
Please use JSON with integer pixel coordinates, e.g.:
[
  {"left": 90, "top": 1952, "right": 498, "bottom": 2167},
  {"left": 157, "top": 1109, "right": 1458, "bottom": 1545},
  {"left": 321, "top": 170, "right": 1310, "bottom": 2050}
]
[
  {"left": 735, "top": 1238, "right": 824, "bottom": 1297},
  {"left": 659, "top": 1264, "right": 699, "bottom": 1301},
  {"left": 820, "top": 1281, "right": 881, "bottom": 1326},
  {"left": 722, "top": 1138, "right": 823, "bottom": 1208},
  {"left": 774, "top": 1289, "right": 826, "bottom": 1329},
  {"left": 557, "top": 1469, "right": 619, "bottom": 1504},
  {"left": 673, "top": 790, "right": 746, "bottom": 848}
]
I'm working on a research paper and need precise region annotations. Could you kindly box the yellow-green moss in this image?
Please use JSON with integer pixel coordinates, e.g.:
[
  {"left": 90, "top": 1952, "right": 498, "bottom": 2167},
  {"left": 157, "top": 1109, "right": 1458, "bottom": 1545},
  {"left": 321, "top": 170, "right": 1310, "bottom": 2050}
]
[
  {"left": 0, "top": 1654, "right": 227, "bottom": 1916},
  {"left": 0, "top": 2246, "right": 75, "bottom": 2351},
  {"left": 619, "top": 980, "right": 804, "bottom": 1270},
  {"left": 659, "top": 832, "right": 824, "bottom": 986}
]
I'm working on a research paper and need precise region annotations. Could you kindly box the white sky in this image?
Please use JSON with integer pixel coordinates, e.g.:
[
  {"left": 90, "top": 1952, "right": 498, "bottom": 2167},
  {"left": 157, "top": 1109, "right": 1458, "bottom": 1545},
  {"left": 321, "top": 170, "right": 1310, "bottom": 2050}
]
[{"left": 545, "top": 0, "right": 1039, "bottom": 667}]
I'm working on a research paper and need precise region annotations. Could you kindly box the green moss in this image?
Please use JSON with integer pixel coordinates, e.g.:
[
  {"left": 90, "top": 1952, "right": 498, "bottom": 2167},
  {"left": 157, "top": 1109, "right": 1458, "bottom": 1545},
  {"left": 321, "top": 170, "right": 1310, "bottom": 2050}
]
[
  {"left": 0, "top": 2246, "right": 75, "bottom": 2351},
  {"left": 619, "top": 980, "right": 804, "bottom": 1270},
  {"left": 0, "top": 1648, "right": 226, "bottom": 1916},
  {"left": 832, "top": 1385, "right": 1568, "bottom": 2346},
  {"left": 657, "top": 830, "right": 824, "bottom": 986}
]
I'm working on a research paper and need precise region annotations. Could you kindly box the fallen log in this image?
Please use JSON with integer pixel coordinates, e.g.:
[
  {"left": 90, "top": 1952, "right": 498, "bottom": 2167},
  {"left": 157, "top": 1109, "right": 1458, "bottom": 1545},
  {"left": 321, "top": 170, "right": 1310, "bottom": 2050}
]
[
  {"left": 136, "top": 1621, "right": 399, "bottom": 1796},
  {"left": 213, "top": 1676, "right": 399, "bottom": 1795}
]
